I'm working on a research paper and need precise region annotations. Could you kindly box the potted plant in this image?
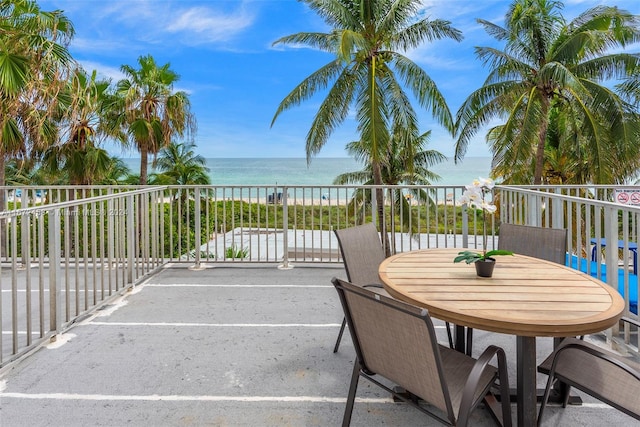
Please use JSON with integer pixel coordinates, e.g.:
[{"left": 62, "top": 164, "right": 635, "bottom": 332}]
[{"left": 453, "top": 177, "right": 512, "bottom": 277}]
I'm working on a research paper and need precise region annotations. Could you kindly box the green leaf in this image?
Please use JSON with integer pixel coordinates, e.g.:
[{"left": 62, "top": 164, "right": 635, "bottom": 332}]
[
  {"left": 484, "top": 249, "right": 514, "bottom": 258},
  {"left": 453, "top": 251, "right": 482, "bottom": 264}
]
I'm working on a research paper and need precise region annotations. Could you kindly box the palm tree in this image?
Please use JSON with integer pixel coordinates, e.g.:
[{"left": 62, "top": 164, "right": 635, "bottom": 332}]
[
  {"left": 454, "top": 0, "right": 640, "bottom": 185},
  {"left": 0, "top": 0, "right": 73, "bottom": 256},
  {"left": 335, "top": 126, "right": 445, "bottom": 245},
  {"left": 153, "top": 141, "right": 210, "bottom": 186},
  {"left": 271, "top": 0, "right": 462, "bottom": 255},
  {"left": 0, "top": 0, "right": 74, "bottom": 192},
  {"left": 96, "top": 157, "right": 132, "bottom": 185},
  {"left": 116, "top": 55, "right": 196, "bottom": 185},
  {"left": 41, "top": 69, "right": 119, "bottom": 185},
  {"left": 335, "top": 127, "right": 444, "bottom": 198}
]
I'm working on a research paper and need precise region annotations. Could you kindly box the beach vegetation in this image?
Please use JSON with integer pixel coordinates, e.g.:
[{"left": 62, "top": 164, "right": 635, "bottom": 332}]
[
  {"left": 271, "top": 0, "right": 462, "bottom": 256},
  {"left": 225, "top": 244, "right": 249, "bottom": 259},
  {"left": 454, "top": 0, "right": 640, "bottom": 185}
]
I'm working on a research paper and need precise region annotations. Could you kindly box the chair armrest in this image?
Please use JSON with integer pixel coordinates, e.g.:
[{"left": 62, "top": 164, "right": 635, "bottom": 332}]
[
  {"left": 363, "top": 283, "right": 384, "bottom": 289},
  {"left": 458, "top": 345, "right": 511, "bottom": 426}
]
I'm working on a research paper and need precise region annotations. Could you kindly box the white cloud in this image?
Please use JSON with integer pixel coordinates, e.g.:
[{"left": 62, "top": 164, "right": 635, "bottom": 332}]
[
  {"left": 166, "top": 7, "right": 255, "bottom": 43},
  {"left": 66, "top": 1, "right": 256, "bottom": 49}
]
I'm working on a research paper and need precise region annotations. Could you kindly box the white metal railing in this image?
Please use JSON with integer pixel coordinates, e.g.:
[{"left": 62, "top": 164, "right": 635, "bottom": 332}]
[
  {"left": 1, "top": 184, "right": 637, "bottom": 366},
  {"left": 1, "top": 183, "right": 477, "bottom": 367},
  {"left": 499, "top": 185, "right": 639, "bottom": 354},
  {"left": 0, "top": 186, "right": 167, "bottom": 366}
]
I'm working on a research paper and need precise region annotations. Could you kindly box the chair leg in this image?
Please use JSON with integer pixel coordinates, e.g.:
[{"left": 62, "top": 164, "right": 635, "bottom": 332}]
[
  {"left": 497, "top": 351, "right": 512, "bottom": 427},
  {"left": 538, "top": 376, "right": 556, "bottom": 427},
  {"left": 466, "top": 327, "right": 474, "bottom": 356},
  {"left": 342, "top": 359, "right": 361, "bottom": 427},
  {"left": 445, "top": 321, "right": 454, "bottom": 349},
  {"left": 562, "top": 385, "right": 572, "bottom": 408},
  {"left": 334, "top": 317, "right": 347, "bottom": 353}
]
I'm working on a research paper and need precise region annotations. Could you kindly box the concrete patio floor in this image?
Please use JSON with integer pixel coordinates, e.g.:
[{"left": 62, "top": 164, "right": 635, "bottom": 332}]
[{"left": 0, "top": 263, "right": 636, "bottom": 426}]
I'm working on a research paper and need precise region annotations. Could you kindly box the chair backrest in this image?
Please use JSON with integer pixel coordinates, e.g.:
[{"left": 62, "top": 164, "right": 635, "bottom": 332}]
[
  {"left": 498, "top": 223, "right": 567, "bottom": 264},
  {"left": 334, "top": 223, "right": 386, "bottom": 285},
  {"left": 332, "top": 277, "right": 454, "bottom": 419}
]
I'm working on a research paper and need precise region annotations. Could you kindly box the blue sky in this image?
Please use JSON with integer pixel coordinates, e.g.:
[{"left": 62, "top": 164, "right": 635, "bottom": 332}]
[{"left": 39, "top": 0, "right": 640, "bottom": 160}]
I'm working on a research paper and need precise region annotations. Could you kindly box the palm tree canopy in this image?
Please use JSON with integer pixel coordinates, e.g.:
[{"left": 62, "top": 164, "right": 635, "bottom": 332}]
[
  {"left": 154, "top": 141, "right": 210, "bottom": 185},
  {"left": 0, "top": 0, "right": 74, "bottom": 210},
  {"left": 335, "top": 128, "right": 445, "bottom": 187},
  {"left": 271, "top": 0, "right": 462, "bottom": 164},
  {"left": 116, "top": 55, "right": 196, "bottom": 184},
  {"left": 455, "top": 0, "right": 640, "bottom": 185},
  {"left": 39, "top": 68, "right": 120, "bottom": 185}
]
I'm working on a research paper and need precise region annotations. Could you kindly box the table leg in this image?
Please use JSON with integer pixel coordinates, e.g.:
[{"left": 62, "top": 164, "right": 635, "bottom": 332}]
[
  {"left": 517, "top": 336, "right": 537, "bottom": 427},
  {"left": 454, "top": 324, "right": 466, "bottom": 354}
]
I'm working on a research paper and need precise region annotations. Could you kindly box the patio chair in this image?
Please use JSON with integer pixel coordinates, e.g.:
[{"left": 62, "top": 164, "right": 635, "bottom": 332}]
[
  {"left": 537, "top": 317, "right": 640, "bottom": 425},
  {"left": 498, "top": 223, "right": 568, "bottom": 265},
  {"left": 332, "top": 277, "right": 512, "bottom": 427},
  {"left": 333, "top": 222, "right": 456, "bottom": 352},
  {"left": 332, "top": 223, "right": 389, "bottom": 353}
]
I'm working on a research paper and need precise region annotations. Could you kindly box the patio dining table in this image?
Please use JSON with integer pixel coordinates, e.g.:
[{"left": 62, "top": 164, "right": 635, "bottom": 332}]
[{"left": 378, "top": 248, "right": 625, "bottom": 427}]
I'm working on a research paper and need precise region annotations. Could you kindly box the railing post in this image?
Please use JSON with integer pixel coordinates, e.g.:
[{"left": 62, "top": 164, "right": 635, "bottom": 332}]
[
  {"left": 191, "top": 187, "right": 203, "bottom": 270},
  {"left": 107, "top": 197, "right": 115, "bottom": 275},
  {"left": 127, "top": 194, "right": 135, "bottom": 285},
  {"left": 371, "top": 189, "right": 377, "bottom": 228},
  {"left": 20, "top": 212, "right": 29, "bottom": 269},
  {"left": 462, "top": 204, "right": 469, "bottom": 248},
  {"left": 279, "top": 187, "right": 292, "bottom": 269},
  {"left": 604, "top": 206, "right": 619, "bottom": 296},
  {"left": 48, "top": 208, "right": 61, "bottom": 335},
  {"left": 551, "top": 193, "right": 562, "bottom": 229},
  {"left": 526, "top": 193, "right": 541, "bottom": 226}
]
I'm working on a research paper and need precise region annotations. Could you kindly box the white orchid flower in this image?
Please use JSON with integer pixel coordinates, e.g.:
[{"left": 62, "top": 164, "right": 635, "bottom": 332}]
[
  {"left": 458, "top": 178, "right": 497, "bottom": 214},
  {"left": 455, "top": 179, "right": 501, "bottom": 262},
  {"left": 468, "top": 180, "right": 482, "bottom": 190},
  {"left": 478, "top": 177, "right": 494, "bottom": 190},
  {"left": 463, "top": 186, "right": 482, "bottom": 197},
  {"left": 482, "top": 202, "right": 497, "bottom": 213},
  {"left": 460, "top": 188, "right": 481, "bottom": 206}
]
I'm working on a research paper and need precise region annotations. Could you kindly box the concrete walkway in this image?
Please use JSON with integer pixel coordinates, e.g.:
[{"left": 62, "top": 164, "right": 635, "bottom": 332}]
[{"left": 0, "top": 264, "right": 634, "bottom": 426}]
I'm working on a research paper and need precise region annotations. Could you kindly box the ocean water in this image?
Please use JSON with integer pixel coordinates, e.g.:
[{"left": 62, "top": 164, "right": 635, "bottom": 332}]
[{"left": 123, "top": 157, "right": 492, "bottom": 186}]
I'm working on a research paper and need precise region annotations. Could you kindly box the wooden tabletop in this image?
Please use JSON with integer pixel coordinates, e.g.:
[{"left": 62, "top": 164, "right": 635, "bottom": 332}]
[{"left": 378, "top": 248, "right": 625, "bottom": 337}]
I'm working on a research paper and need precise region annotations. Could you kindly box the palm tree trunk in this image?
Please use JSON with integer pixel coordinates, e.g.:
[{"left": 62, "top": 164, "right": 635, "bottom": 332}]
[
  {"left": 140, "top": 145, "right": 149, "bottom": 185},
  {"left": 372, "top": 161, "right": 391, "bottom": 257},
  {"left": 534, "top": 99, "right": 550, "bottom": 185}
]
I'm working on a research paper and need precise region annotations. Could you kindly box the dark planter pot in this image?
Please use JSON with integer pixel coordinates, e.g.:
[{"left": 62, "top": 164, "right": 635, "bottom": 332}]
[{"left": 475, "top": 258, "right": 496, "bottom": 278}]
